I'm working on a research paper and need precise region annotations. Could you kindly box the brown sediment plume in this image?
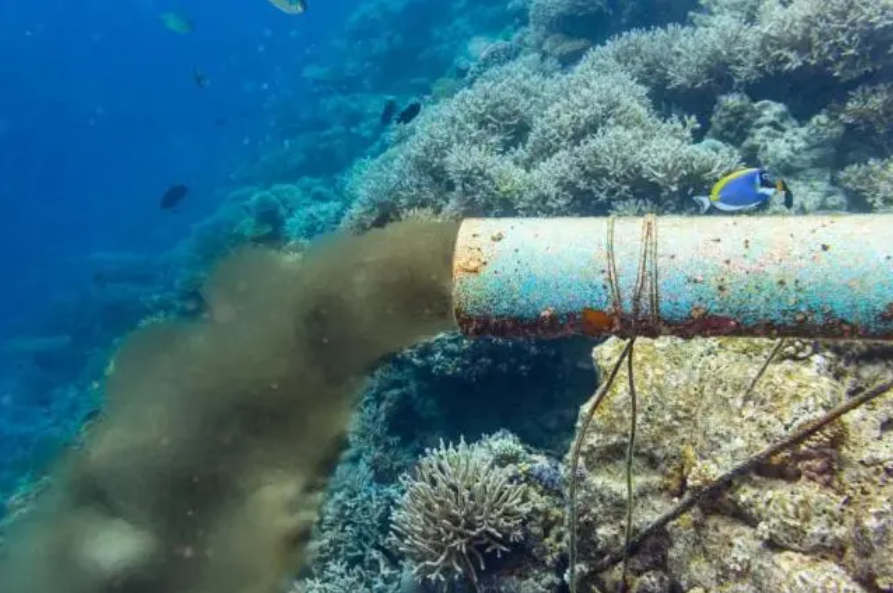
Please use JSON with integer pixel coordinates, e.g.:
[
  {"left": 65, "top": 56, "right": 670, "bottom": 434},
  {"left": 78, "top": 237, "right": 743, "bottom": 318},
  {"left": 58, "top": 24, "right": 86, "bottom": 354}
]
[{"left": 0, "top": 220, "right": 459, "bottom": 593}]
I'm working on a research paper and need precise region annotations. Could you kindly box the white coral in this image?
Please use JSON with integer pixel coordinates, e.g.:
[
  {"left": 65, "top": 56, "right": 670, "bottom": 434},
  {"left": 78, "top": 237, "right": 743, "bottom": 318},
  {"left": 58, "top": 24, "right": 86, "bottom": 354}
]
[{"left": 390, "top": 438, "right": 531, "bottom": 584}]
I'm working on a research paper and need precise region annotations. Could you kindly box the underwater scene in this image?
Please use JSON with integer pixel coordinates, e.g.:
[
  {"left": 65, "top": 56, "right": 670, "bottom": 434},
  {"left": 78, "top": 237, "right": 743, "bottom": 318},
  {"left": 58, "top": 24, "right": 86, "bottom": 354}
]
[{"left": 1, "top": 0, "right": 893, "bottom": 591}]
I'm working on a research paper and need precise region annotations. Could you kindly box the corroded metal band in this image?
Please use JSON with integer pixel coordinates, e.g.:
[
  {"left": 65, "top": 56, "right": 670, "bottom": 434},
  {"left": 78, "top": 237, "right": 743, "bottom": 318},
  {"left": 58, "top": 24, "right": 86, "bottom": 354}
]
[{"left": 451, "top": 215, "right": 893, "bottom": 340}]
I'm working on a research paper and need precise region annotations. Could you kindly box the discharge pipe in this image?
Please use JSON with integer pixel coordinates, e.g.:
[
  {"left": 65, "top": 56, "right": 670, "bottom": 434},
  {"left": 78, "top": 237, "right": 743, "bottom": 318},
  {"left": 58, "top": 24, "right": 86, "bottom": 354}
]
[{"left": 452, "top": 215, "right": 893, "bottom": 340}]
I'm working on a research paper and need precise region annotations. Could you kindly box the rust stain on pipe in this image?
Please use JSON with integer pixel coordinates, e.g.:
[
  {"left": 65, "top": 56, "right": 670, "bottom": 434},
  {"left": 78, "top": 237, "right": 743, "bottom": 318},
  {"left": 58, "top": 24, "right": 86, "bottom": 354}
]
[{"left": 451, "top": 216, "right": 893, "bottom": 340}]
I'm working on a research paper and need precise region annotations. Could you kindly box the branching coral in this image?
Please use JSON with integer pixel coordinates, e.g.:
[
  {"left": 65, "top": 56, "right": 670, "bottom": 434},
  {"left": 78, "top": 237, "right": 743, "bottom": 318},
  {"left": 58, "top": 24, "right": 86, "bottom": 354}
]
[
  {"left": 390, "top": 438, "right": 531, "bottom": 585},
  {"left": 840, "top": 83, "right": 893, "bottom": 144},
  {"left": 598, "top": 20, "right": 761, "bottom": 91},
  {"left": 292, "top": 559, "right": 399, "bottom": 593},
  {"left": 757, "top": 0, "right": 893, "bottom": 80},
  {"left": 839, "top": 158, "right": 893, "bottom": 212},
  {"left": 591, "top": 0, "right": 893, "bottom": 96},
  {"left": 529, "top": 0, "right": 610, "bottom": 42},
  {"left": 529, "top": 0, "right": 698, "bottom": 63},
  {"left": 342, "top": 51, "right": 739, "bottom": 228}
]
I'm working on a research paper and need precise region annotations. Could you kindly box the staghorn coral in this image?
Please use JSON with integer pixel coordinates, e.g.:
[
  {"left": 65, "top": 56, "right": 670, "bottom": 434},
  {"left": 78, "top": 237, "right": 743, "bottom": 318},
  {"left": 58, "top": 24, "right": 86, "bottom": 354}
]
[
  {"left": 291, "top": 558, "right": 400, "bottom": 593},
  {"left": 841, "top": 83, "right": 893, "bottom": 135},
  {"left": 520, "top": 58, "right": 658, "bottom": 162},
  {"left": 390, "top": 437, "right": 532, "bottom": 585},
  {"left": 528, "top": 0, "right": 697, "bottom": 63},
  {"left": 590, "top": 0, "right": 893, "bottom": 99},
  {"left": 756, "top": 0, "right": 893, "bottom": 80},
  {"left": 342, "top": 52, "right": 739, "bottom": 229},
  {"left": 306, "top": 459, "right": 397, "bottom": 576},
  {"left": 596, "top": 20, "right": 761, "bottom": 91},
  {"left": 341, "top": 55, "right": 557, "bottom": 229}
]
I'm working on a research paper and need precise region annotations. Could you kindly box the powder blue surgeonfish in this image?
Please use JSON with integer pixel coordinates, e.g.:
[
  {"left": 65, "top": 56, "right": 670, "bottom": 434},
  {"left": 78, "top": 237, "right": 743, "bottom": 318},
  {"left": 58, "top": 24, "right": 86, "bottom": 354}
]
[{"left": 692, "top": 167, "right": 793, "bottom": 213}]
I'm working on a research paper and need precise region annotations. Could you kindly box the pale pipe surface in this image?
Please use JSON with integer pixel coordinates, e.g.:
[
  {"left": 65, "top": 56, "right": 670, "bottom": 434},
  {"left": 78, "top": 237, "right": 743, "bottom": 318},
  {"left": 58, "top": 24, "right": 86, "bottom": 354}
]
[{"left": 452, "top": 216, "right": 893, "bottom": 340}]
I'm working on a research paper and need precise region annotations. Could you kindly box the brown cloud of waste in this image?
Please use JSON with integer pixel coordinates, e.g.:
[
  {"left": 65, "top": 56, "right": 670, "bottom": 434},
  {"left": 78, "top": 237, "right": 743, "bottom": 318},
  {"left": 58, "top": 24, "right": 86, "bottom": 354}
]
[{"left": 0, "top": 220, "right": 459, "bottom": 593}]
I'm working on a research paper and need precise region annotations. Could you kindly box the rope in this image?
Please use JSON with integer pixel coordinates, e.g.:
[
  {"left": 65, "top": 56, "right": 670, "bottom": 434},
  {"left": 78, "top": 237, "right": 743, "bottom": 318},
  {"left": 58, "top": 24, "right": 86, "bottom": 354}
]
[
  {"left": 607, "top": 214, "right": 660, "bottom": 334},
  {"left": 619, "top": 342, "right": 638, "bottom": 592},
  {"left": 606, "top": 216, "right": 622, "bottom": 320},
  {"left": 619, "top": 215, "right": 658, "bottom": 591},
  {"left": 631, "top": 214, "right": 660, "bottom": 331},
  {"left": 592, "top": 375, "right": 893, "bottom": 573},
  {"left": 568, "top": 215, "right": 660, "bottom": 593},
  {"left": 741, "top": 338, "right": 786, "bottom": 405},
  {"left": 567, "top": 340, "right": 633, "bottom": 593}
]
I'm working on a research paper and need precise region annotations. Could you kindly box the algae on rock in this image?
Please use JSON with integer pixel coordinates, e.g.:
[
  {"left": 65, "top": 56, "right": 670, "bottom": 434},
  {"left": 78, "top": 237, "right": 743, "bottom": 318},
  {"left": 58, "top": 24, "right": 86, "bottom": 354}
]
[{"left": 567, "top": 336, "right": 893, "bottom": 592}]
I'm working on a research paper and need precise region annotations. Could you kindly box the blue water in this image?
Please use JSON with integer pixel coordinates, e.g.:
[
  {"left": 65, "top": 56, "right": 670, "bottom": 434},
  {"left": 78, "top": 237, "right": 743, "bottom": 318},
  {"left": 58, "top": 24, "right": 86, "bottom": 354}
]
[
  {"left": 0, "top": 0, "right": 351, "bottom": 332},
  {"left": 2, "top": 1, "right": 892, "bottom": 589},
  {"left": 0, "top": 0, "right": 354, "bottom": 493}
]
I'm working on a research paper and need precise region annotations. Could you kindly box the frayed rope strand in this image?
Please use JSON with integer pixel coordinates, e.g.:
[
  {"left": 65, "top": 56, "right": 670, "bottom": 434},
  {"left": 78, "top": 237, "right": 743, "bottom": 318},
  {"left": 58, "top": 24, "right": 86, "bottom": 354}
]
[
  {"left": 618, "top": 340, "right": 638, "bottom": 593},
  {"left": 567, "top": 338, "right": 635, "bottom": 593},
  {"left": 741, "top": 338, "right": 785, "bottom": 405}
]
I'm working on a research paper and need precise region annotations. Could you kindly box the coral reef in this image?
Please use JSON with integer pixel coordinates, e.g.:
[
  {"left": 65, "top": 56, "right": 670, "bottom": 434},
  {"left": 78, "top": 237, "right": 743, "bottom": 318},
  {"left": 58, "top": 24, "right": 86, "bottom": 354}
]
[
  {"left": 5, "top": 0, "right": 893, "bottom": 591},
  {"left": 390, "top": 437, "right": 531, "bottom": 585},
  {"left": 598, "top": 0, "right": 893, "bottom": 92},
  {"left": 295, "top": 430, "right": 571, "bottom": 593},
  {"left": 839, "top": 158, "right": 893, "bottom": 212},
  {"left": 757, "top": 0, "right": 893, "bottom": 80},
  {"left": 291, "top": 334, "right": 593, "bottom": 590},
  {"left": 568, "top": 336, "right": 893, "bottom": 592},
  {"left": 338, "top": 0, "right": 893, "bottom": 228},
  {"left": 709, "top": 96, "right": 847, "bottom": 212},
  {"left": 840, "top": 83, "right": 893, "bottom": 140},
  {"left": 343, "top": 53, "right": 739, "bottom": 229},
  {"left": 528, "top": 0, "right": 696, "bottom": 63}
]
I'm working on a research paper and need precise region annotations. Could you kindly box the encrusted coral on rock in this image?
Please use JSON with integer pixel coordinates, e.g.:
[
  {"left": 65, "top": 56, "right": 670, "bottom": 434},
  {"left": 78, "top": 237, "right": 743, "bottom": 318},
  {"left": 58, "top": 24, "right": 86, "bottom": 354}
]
[{"left": 567, "top": 336, "right": 893, "bottom": 592}]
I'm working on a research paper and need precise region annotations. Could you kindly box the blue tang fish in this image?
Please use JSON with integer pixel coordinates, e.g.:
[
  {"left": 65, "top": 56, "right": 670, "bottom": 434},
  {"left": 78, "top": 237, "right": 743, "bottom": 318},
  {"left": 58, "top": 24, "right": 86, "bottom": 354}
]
[{"left": 693, "top": 168, "right": 793, "bottom": 213}]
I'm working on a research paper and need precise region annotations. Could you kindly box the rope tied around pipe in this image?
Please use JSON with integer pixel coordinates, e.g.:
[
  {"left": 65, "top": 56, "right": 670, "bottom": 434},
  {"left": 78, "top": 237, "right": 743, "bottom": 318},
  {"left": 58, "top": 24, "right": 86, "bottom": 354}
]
[
  {"left": 454, "top": 215, "right": 893, "bottom": 340},
  {"left": 605, "top": 215, "right": 660, "bottom": 335},
  {"left": 569, "top": 215, "right": 661, "bottom": 593}
]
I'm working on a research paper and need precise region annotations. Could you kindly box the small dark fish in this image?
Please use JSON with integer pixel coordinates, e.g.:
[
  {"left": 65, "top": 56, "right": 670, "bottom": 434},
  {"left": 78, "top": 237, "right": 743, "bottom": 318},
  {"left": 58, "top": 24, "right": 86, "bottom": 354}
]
[
  {"left": 194, "top": 69, "right": 209, "bottom": 89},
  {"left": 160, "top": 184, "right": 189, "bottom": 210},
  {"left": 396, "top": 101, "right": 421, "bottom": 124},
  {"left": 380, "top": 99, "right": 397, "bottom": 125}
]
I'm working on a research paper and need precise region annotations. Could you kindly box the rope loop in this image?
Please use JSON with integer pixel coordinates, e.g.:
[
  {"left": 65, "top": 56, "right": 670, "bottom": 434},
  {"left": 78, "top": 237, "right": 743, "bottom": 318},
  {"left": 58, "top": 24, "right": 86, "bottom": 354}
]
[{"left": 605, "top": 215, "right": 660, "bottom": 335}]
